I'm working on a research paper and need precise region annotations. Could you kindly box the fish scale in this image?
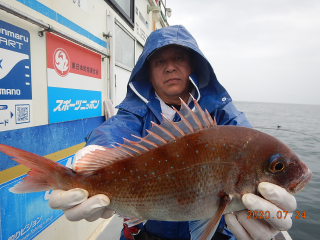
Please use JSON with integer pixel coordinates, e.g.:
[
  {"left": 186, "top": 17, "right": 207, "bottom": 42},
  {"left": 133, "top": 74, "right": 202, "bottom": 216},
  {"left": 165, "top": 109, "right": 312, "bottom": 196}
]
[
  {"left": 0, "top": 98, "right": 312, "bottom": 240},
  {"left": 71, "top": 128, "right": 270, "bottom": 220}
]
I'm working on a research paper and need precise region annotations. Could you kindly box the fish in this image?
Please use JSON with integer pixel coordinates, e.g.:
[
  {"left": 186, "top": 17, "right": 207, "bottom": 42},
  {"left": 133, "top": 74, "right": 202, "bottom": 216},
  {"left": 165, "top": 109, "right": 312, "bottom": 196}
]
[{"left": 0, "top": 97, "right": 312, "bottom": 240}]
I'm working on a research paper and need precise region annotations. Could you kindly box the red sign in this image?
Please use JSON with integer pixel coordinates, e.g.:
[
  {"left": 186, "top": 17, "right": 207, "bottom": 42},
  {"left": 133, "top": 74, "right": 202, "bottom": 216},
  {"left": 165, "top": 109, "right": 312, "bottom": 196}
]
[{"left": 46, "top": 33, "right": 101, "bottom": 79}]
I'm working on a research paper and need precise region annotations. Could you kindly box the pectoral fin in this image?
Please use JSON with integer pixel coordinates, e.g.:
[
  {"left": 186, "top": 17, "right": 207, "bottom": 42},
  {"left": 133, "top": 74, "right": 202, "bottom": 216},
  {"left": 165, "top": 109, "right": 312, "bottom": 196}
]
[
  {"left": 118, "top": 215, "right": 147, "bottom": 227},
  {"left": 189, "top": 195, "right": 232, "bottom": 240}
]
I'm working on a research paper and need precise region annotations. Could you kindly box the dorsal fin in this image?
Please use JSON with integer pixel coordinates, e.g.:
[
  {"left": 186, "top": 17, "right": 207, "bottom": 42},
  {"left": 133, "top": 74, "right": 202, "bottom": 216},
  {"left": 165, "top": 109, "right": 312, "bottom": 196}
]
[
  {"left": 160, "top": 114, "right": 185, "bottom": 137},
  {"left": 131, "top": 135, "right": 159, "bottom": 148},
  {"left": 190, "top": 95, "right": 212, "bottom": 128},
  {"left": 73, "top": 146, "right": 120, "bottom": 173},
  {"left": 74, "top": 96, "right": 217, "bottom": 173},
  {"left": 119, "top": 143, "right": 143, "bottom": 154},
  {"left": 150, "top": 121, "right": 177, "bottom": 141},
  {"left": 123, "top": 138, "right": 150, "bottom": 152},
  {"left": 204, "top": 109, "right": 217, "bottom": 128},
  {"left": 173, "top": 106, "right": 194, "bottom": 133},
  {"left": 179, "top": 97, "right": 203, "bottom": 130}
]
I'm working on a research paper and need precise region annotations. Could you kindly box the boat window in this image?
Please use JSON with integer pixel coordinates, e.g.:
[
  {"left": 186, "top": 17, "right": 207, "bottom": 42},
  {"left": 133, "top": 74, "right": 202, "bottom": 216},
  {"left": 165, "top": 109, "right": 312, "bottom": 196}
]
[
  {"left": 136, "top": 41, "right": 143, "bottom": 63},
  {"left": 105, "top": 0, "right": 134, "bottom": 28},
  {"left": 115, "top": 22, "right": 135, "bottom": 69}
]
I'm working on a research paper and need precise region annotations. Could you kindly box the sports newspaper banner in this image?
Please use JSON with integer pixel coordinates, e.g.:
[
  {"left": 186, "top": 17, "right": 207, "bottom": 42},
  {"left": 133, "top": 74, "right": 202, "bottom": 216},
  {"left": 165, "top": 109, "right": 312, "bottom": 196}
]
[
  {"left": 0, "top": 20, "right": 32, "bottom": 131},
  {"left": 46, "top": 33, "right": 102, "bottom": 124}
]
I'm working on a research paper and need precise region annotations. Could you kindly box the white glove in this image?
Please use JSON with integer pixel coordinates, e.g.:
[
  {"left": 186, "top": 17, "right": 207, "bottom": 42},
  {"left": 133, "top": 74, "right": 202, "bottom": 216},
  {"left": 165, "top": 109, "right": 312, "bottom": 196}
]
[
  {"left": 48, "top": 145, "right": 115, "bottom": 222},
  {"left": 225, "top": 182, "right": 297, "bottom": 240}
]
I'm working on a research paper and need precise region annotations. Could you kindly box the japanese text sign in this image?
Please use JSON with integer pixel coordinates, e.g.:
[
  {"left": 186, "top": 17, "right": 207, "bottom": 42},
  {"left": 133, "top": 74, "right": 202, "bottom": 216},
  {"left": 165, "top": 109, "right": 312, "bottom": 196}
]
[{"left": 46, "top": 33, "right": 102, "bottom": 124}]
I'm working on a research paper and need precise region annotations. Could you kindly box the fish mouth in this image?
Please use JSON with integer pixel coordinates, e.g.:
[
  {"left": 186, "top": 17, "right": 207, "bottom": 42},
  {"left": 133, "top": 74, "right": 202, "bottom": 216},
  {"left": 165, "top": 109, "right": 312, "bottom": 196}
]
[{"left": 291, "top": 168, "right": 312, "bottom": 194}]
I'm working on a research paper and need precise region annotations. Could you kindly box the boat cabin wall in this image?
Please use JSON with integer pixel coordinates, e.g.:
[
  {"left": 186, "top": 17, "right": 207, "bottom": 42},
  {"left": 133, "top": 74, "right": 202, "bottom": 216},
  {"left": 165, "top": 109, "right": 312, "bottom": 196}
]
[{"left": 0, "top": 0, "right": 169, "bottom": 239}]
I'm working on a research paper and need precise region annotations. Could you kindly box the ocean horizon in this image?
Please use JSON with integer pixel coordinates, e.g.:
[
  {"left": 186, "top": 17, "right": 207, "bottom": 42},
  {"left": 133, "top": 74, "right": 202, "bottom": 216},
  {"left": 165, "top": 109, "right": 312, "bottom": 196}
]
[
  {"left": 233, "top": 101, "right": 320, "bottom": 240},
  {"left": 234, "top": 100, "right": 320, "bottom": 107}
]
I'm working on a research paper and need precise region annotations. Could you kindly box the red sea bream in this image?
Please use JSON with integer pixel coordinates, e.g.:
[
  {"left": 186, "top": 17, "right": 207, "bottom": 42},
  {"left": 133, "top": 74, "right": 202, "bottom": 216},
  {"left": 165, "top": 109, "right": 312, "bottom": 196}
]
[{"left": 0, "top": 98, "right": 312, "bottom": 240}]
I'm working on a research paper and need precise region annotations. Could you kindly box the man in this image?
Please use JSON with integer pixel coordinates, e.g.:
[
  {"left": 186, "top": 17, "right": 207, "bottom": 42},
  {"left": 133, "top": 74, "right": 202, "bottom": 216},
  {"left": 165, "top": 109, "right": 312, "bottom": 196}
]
[{"left": 49, "top": 25, "right": 296, "bottom": 240}]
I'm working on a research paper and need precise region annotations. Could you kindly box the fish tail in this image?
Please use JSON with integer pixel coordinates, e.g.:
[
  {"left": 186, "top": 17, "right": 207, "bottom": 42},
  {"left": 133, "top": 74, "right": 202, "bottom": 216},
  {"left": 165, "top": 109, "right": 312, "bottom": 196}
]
[{"left": 0, "top": 144, "right": 75, "bottom": 193}]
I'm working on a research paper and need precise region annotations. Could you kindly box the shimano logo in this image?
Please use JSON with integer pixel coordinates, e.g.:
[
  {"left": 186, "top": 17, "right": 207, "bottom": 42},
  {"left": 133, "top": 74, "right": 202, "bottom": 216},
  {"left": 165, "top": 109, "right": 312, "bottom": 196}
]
[{"left": 0, "top": 88, "right": 21, "bottom": 95}]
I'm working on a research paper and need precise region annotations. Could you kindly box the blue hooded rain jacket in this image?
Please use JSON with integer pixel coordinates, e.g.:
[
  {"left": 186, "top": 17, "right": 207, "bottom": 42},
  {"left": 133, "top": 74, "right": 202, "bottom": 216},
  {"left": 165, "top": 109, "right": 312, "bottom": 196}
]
[{"left": 85, "top": 25, "right": 252, "bottom": 240}]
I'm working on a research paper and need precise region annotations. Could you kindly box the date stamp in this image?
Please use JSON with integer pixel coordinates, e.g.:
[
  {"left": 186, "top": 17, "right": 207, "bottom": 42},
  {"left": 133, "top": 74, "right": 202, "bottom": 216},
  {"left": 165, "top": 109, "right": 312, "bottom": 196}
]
[{"left": 247, "top": 210, "right": 306, "bottom": 219}]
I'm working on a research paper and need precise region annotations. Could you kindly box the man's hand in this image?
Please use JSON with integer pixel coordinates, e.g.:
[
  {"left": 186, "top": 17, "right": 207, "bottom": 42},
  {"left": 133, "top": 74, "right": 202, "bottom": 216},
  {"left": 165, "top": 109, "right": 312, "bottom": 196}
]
[
  {"left": 225, "top": 182, "right": 296, "bottom": 240},
  {"left": 48, "top": 145, "right": 114, "bottom": 222}
]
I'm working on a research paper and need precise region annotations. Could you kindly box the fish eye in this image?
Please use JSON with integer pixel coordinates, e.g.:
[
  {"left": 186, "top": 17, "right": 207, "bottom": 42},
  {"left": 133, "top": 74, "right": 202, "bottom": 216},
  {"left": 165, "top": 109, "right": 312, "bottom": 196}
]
[
  {"left": 269, "top": 156, "right": 286, "bottom": 173},
  {"left": 273, "top": 162, "right": 284, "bottom": 171}
]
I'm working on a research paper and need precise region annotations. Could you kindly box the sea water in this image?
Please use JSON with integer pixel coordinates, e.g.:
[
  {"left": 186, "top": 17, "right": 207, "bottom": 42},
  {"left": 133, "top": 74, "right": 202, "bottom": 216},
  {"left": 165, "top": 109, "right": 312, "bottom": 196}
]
[{"left": 233, "top": 101, "right": 320, "bottom": 240}]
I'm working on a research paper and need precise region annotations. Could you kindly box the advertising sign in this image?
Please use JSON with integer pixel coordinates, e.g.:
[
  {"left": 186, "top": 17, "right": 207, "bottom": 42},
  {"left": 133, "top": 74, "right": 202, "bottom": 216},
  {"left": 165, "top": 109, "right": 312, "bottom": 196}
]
[
  {"left": 0, "top": 156, "right": 73, "bottom": 240},
  {"left": 46, "top": 33, "right": 102, "bottom": 124},
  {"left": 0, "top": 20, "right": 32, "bottom": 131}
]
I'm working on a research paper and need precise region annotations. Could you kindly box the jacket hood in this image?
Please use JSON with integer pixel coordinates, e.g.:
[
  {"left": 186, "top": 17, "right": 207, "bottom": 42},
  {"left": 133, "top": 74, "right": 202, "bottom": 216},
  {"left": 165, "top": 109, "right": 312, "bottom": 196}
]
[{"left": 117, "top": 25, "right": 232, "bottom": 117}]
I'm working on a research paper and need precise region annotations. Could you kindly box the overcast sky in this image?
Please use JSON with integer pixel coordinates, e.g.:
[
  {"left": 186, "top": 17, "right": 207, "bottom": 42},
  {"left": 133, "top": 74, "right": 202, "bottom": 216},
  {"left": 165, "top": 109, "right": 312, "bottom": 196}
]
[{"left": 167, "top": 0, "right": 320, "bottom": 105}]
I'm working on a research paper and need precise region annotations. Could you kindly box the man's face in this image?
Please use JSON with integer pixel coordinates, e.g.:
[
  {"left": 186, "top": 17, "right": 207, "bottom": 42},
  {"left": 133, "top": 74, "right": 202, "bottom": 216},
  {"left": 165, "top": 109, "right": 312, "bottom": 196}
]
[{"left": 148, "top": 45, "right": 193, "bottom": 104}]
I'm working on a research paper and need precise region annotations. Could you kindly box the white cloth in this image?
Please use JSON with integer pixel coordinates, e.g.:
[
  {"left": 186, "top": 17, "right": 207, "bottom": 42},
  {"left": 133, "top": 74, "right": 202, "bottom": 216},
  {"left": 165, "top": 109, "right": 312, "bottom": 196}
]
[{"left": 155, "top": 88, "right": 195, "bottom": 120}]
